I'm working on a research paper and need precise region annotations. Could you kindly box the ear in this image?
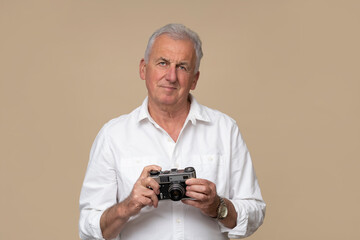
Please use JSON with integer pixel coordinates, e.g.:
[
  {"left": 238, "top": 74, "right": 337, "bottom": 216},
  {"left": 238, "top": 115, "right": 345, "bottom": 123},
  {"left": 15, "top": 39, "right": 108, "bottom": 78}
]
[
  {"left": 190, "top": 71, "right": 200, "bottom": 90},
  {"left": 139, "top": 58, "right": 146, "bottom": 80}
]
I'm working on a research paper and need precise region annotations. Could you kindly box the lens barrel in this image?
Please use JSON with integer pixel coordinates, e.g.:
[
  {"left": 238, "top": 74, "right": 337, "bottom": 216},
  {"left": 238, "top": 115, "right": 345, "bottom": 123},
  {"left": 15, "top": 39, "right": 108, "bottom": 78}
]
[{"left": 168, "top": 183, "right": 185, "bottom": 201}]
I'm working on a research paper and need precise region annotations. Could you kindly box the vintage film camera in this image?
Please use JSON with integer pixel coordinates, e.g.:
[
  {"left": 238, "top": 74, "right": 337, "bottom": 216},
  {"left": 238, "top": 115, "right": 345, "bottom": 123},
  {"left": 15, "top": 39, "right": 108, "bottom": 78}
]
[{"left": 149, "top": 167, "right": 196, "bottom": 201}]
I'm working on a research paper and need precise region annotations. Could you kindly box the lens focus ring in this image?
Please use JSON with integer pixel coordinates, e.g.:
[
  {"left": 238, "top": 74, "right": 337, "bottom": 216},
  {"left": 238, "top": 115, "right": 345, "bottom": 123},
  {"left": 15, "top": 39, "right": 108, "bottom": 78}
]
[{"left": 168, "top": 183, "right": 185, "bottom": 201}]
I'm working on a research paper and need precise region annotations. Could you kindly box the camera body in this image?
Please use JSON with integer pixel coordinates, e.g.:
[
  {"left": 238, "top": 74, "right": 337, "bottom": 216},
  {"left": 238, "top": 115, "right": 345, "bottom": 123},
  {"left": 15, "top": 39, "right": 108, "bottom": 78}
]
[{"left": 150, "top": 167, "right": 196, "bottom": 201}]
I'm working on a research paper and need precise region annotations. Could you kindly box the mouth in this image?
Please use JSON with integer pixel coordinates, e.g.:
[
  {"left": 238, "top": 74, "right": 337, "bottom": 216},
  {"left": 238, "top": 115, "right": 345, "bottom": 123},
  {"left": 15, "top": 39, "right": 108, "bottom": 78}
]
[{"left": 160, "top": 85, "right": 177, "bottom": 90}]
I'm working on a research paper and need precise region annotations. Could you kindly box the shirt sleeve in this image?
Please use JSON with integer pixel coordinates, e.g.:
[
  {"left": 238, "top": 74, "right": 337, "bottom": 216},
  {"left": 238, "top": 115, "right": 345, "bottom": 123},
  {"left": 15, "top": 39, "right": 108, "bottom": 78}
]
[
  {"left": 219, "top": 123, "right": 266, "bottom": 238},
  {"left": 79, "top": 126, "right": 118, "bottom": 240}
]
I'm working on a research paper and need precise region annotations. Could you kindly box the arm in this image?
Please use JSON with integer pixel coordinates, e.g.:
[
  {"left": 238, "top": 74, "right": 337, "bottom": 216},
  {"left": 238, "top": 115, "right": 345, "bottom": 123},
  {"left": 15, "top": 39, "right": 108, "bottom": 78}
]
[
  {"left": 182, "top": 167, "right": 265, "bottom": 238},
  {"left": 182, "top": 123, "right": 266, "bottom": 238},
  {"left": 226, "top": 124, "right": 266, "bottom": 238},
  {"left": 79, "top": 126, "right": 162, "bottom": 239}
]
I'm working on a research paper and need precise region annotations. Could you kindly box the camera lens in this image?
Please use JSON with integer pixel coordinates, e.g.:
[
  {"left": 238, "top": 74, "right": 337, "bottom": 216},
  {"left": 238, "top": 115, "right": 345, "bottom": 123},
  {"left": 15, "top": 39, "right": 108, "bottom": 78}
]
[{"left": 168, "top": 183, "right": 185, "bottom": 201}]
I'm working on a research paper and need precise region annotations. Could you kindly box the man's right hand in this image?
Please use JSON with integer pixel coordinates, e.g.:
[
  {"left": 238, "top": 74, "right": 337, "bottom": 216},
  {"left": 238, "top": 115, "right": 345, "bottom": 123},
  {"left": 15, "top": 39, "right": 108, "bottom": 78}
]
[
  {"left": 123, "top": 165, "right": 162, "bottom": 216},
  {"left": 100, "top": 165, "right": 161, "bottom": 239}
]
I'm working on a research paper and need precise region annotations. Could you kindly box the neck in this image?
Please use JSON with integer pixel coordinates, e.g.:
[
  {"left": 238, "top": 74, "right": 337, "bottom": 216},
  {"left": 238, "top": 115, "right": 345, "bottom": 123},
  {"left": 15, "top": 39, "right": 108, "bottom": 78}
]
[{"left": 148, "top": 98, "right": 191, "bottom": 142}]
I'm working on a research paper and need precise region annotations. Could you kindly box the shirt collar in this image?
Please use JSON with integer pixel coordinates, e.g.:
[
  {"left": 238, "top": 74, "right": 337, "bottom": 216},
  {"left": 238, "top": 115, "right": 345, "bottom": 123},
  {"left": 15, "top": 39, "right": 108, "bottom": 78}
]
[
  {"left": 187, "top": 94, "right": 211, "bottom": 124},
  {"left": 137, "top": 94, "right": 211, "bottom": 125},
  {"left": 138, "top": 97, "right": 151, "bottom": 122}
]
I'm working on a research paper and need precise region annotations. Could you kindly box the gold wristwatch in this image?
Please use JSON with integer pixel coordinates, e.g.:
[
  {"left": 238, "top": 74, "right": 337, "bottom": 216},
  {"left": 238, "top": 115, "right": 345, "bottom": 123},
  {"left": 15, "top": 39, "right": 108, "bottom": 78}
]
[{"left": 217, "top": 196, "right": 228, "bottom": 220}]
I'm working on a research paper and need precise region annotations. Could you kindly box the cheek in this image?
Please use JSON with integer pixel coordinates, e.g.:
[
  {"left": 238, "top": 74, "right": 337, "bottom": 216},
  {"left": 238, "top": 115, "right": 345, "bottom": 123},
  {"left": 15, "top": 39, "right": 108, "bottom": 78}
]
[
  {"left": 190, "top": 80, "right": 197, "bottom": 90},
  {"left": 183, "top": 77, "right": 197, "bottom": 90},
  {"left": 147, "top": 68, "right": 165, "bottom": 82},
  {"left": 145, "top": 79, "right": 154, "bottom": 92}
]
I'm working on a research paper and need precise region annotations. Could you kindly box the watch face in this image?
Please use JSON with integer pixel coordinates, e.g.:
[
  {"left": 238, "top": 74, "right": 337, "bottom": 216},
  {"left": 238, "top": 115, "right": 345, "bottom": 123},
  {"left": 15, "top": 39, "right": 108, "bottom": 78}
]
[
  {"left": 220, "top": 205, "right": 228, "bottom": 218},
  {"left": 217, "top": 197, "right": 228, "bottom": 219}
]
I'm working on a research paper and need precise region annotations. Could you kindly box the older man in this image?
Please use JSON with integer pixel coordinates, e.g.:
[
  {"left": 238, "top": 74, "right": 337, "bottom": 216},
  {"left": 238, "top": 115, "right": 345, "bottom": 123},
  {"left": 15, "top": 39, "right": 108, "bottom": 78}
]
[{"left": 79, "top": 24, "right": 265, "bottom": 240}]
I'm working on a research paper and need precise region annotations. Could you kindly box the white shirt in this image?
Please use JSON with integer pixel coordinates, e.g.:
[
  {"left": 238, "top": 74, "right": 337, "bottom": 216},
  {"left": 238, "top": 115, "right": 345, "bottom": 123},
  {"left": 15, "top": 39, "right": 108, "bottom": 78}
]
[{"left": 79, "top": 96, "right": 266, "bottom": 240}]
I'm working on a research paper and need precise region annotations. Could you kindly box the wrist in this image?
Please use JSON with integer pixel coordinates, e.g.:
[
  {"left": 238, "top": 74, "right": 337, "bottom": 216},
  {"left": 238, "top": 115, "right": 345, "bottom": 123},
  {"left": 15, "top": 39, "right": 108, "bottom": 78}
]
[
  {"left": 117, "top": 198, "right": 134, "bottom": 220},
  {"left": 211, "top": 196, "right": 221, "bottom": 218}
]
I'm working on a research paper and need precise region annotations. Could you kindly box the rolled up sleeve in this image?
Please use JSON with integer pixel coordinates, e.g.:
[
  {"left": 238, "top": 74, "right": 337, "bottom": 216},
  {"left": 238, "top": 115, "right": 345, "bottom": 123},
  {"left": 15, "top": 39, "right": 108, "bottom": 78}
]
[
  {"left": 79, "top": 126, "right": 118, "bottom": 240},
  {"left": 219, "top": 124, "right": 266, "bottom": 238}
]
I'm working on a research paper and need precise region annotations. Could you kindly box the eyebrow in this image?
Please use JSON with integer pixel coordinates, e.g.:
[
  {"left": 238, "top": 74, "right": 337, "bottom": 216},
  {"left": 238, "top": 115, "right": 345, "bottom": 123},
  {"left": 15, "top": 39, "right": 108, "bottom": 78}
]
[
  {"left": 155, "top": 57, "right": 192, "bottom": 71},
  {"left": 178, "top": 61, "right": 190, "bottom": 66},
  {"left": 156, "top": 57, "right": 190, "bottom": 65},
  {"left": 156, "top": 57, "right": 170, "bottom": 63}
]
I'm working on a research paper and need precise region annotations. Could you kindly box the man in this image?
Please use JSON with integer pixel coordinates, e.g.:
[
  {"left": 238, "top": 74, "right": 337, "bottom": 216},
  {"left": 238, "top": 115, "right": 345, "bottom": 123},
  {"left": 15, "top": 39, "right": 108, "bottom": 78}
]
[{"left": 79, "top": 23, "right": 265, "bottom": 240}]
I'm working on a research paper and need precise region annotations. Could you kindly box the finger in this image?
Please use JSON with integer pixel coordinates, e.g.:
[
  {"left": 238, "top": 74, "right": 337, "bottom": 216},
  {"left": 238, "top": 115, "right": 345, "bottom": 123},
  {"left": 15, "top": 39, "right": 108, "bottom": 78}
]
[
  {"left": 137, "top": 196, "right": 153, "bottom": 208},
  {"left": 133, "top": 187, "right": 157, "bottom": 206},
  {"left": 185, "top": 178, "right": 209, "bottom": 186},
  {"left": 185, "top": 190, "right": 208, "bottom": 201},
  {"left": 186, "top": 184, "right": 209, "bottom": 194},
  {"left": 141, "top": 187, "right": 159, "bottom": 208},
  {"left": 139, "top": 165, "right": 162, "bottom": 178},
  {"left": 129, "top": 191, "right": 152, "bottom": 211},
  {"left": 149, "top": 191, "right": 159, "bottom": 208},
  {"left": 187, "top": 178, "right": 216, "bottom": 193},
  {"left": 141, "top": 177, "right": 160, "bottom": 194}
]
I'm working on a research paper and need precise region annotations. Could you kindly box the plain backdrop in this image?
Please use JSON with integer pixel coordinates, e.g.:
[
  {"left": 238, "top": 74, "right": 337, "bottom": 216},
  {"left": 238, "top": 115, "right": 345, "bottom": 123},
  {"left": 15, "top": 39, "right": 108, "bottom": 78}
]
[{"left": 1, "top": 0, "right": 359, "bottom": 239}]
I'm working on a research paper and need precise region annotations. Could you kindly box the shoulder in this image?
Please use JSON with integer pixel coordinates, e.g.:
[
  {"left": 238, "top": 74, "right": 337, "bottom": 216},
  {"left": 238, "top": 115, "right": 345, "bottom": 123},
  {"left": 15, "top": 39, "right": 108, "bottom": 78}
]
[
  {"left": 98, "top": 105, "right": 142, "bottom": 136},
  {"left": 199, "top": 103, "right": 237, "bottom": 127},
  {"left": 191, "top": 96, "right": 237, "bottom": 127}
]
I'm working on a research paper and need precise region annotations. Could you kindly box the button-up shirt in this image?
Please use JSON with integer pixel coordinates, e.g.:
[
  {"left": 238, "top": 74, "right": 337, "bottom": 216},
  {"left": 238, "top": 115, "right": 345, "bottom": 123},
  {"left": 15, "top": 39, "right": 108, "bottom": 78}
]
[{"left": 79, "top": 96, "right": 265, "bottom": 240}]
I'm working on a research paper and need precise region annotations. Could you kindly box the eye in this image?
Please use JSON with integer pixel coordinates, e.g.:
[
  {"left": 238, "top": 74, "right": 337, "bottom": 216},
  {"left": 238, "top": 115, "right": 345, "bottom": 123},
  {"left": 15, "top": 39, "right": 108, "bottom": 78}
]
[
  {"left": 158, "top": 61, "right": 166, "bottom": 66},
  {"left": 178, "top": 65, "right": 188, "bottom": 71}
]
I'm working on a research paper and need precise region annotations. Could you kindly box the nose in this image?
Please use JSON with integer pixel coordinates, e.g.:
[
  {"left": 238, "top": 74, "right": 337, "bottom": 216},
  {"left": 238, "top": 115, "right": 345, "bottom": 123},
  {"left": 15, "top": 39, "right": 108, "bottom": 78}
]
[{"left": 165, "top": 65, "right": 177, "bottom": 83}]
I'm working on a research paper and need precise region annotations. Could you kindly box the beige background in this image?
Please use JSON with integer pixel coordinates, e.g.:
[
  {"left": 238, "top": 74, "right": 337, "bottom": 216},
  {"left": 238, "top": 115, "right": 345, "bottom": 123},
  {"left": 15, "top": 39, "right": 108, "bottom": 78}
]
[{"left": 1, "top": 0, "right": 359, "bottom": 239}]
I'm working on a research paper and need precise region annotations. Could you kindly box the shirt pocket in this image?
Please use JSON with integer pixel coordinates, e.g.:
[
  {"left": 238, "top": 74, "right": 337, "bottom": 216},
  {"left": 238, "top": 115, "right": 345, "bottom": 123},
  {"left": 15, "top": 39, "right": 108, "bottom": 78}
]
[{"left": 184, "top": 154, "right": 225, "bottom": 185}]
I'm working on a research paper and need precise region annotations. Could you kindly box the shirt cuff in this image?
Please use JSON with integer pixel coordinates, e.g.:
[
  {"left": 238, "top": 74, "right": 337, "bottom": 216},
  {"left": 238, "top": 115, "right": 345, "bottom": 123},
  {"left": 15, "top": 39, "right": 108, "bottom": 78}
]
[
  {"left": 85, "top": 210, "right": 106, "bottom": 240},
  {"left": 218, "top": 199, "right": 248, "bottom": 239}
]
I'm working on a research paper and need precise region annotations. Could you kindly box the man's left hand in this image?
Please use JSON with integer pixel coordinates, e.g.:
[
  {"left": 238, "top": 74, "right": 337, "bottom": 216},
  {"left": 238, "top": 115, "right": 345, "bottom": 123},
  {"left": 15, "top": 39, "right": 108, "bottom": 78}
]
[{"left": 182, "top": 178, "right": 220, "bottom": 218}]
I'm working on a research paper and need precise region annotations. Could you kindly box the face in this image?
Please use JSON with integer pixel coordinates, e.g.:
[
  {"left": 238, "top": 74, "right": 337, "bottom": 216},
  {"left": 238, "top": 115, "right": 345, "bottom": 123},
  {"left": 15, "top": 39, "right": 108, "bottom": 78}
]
[{"left": 139, "top": 34, "right": 200, "bottom": 109}]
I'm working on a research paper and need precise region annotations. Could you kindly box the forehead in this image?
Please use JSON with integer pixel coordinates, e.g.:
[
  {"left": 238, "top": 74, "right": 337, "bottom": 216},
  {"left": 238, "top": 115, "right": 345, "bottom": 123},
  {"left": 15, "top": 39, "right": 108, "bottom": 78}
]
[{"left": 150, "top": 34, "right": 196, "bottom": 62}]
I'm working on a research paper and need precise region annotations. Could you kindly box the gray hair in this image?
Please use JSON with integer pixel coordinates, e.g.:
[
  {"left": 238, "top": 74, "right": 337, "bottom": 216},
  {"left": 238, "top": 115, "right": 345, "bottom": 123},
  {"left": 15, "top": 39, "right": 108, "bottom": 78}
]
[{"left": 144, "top": 23, "right": 203, "bottom": 73}]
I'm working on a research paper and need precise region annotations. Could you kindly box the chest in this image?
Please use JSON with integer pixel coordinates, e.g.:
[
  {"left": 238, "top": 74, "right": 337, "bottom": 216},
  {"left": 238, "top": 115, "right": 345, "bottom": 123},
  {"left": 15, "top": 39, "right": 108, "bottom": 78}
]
[{"left": 111, "top": 123, "right": 232, "bottom": 200}]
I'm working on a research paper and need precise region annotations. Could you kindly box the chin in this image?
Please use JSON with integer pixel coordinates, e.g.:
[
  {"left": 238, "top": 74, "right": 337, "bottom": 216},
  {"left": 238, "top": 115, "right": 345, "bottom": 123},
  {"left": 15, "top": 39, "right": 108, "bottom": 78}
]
[
  {"left": 159, "top": 100, "right": 177, "bottom": 106},
  {"left": 157, "top": 95, "right": 178, "bottom": 104}
]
